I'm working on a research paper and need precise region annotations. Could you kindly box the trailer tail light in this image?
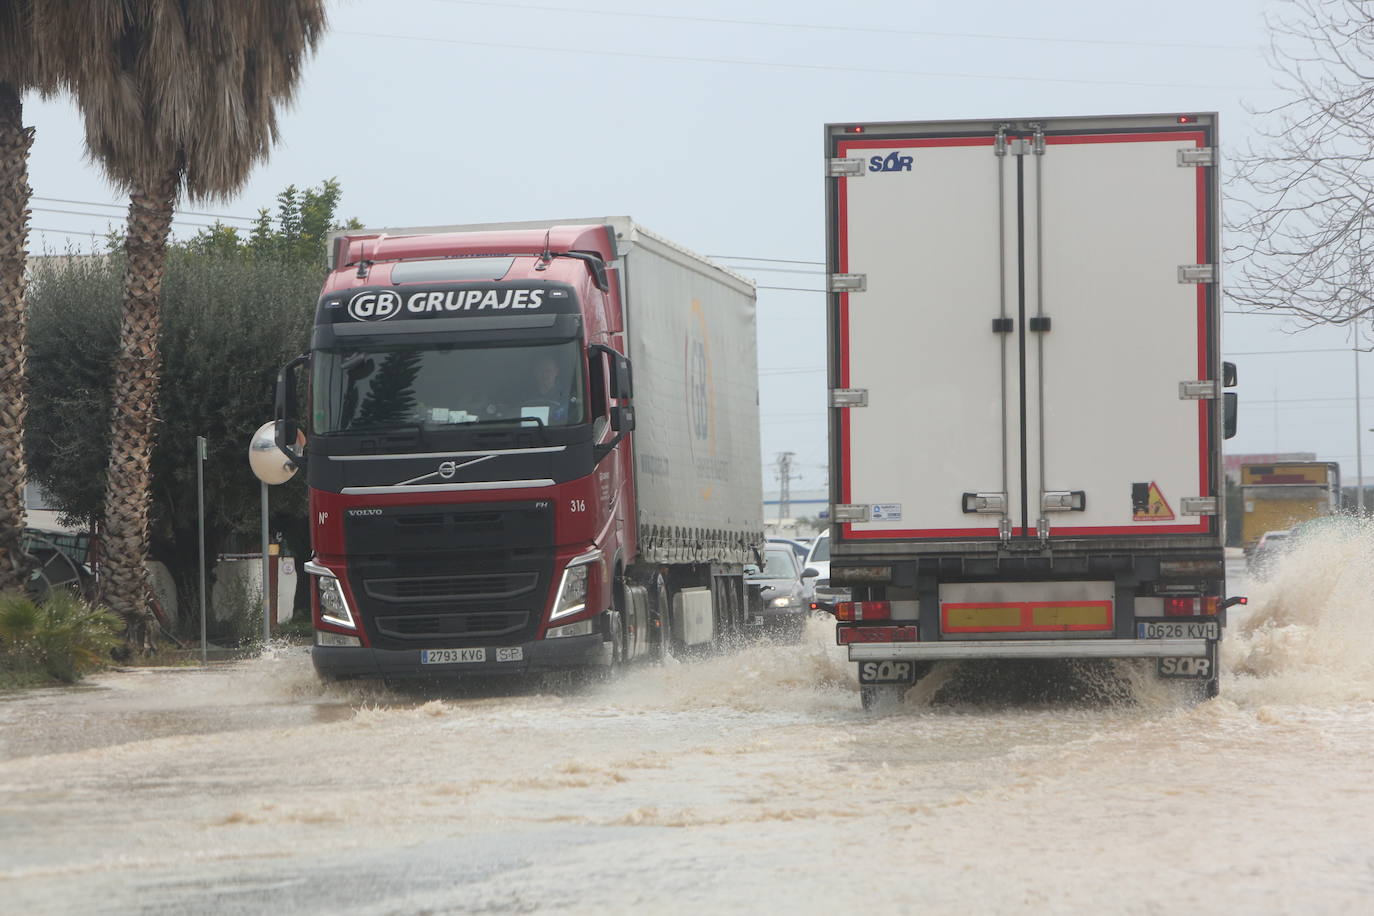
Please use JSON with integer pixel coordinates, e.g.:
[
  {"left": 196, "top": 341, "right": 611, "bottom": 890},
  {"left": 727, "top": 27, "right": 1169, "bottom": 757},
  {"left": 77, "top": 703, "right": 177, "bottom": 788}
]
[
  {"left": 1177, "top": 115, "right": 1198, "bottom": 124},
  {"left": 837, "top": 625, "right": 917, "bottom": 645},
  {"left": 835, "top": 600, "right": 891, "bottom": 621},
  {"left": 845, "top": 125, "right": 866, "bottom": 133},
  {"left": 1165, "top": 597, "right": 1221, "bottom": 617}
]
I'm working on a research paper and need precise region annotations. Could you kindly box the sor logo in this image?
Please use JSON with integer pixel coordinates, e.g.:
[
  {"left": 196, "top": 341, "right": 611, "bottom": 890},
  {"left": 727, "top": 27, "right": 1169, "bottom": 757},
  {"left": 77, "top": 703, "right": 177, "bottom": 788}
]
[
  {"left": 347, "top": 290, "right": 402, "bottom": 321},
  {"left": 1160, "top": 656, "right": 1212, "bottom": 678},
  {"left": 868, "top": 151, "right": 914, "bottom": 173}
]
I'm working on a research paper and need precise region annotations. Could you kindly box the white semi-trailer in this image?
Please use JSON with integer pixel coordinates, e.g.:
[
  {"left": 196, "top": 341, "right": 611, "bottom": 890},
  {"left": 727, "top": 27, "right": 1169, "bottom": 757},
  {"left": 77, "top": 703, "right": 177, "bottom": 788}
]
[{"left": 821, "top": 113, "right": 1242, "bottom": 707}]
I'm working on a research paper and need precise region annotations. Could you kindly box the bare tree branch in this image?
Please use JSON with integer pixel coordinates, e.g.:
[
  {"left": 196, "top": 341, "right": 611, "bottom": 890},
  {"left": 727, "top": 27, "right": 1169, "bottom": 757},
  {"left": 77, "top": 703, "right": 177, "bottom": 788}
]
[{"left": 1228, "top": 0, "right": 1374, "bottom": 336}]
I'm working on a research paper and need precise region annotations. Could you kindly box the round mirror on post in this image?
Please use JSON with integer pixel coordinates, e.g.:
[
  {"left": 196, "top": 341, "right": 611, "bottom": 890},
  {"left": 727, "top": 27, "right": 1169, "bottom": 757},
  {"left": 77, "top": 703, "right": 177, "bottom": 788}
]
[{"left": 248, "top": 421, "right": 303, "bottom": 485}]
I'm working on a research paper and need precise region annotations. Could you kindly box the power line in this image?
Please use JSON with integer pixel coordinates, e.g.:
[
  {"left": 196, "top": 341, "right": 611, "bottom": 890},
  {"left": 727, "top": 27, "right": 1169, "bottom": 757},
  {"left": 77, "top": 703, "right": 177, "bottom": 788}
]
[
  {"left": 436, "top": 0, "right": 1258, "bottom": 51},
  {"left": 335, "top": 30, "right": 1269, "bottom": 91},
  {"left": 31, "top": 196, "right": 256, "bottom": 222},
  {"left": 30, "top": 226, "right": 112, "bottom": 237},
  {"left": 1226, "top": 348, "right": 1352, "bottom": 355},
  {"left": 1244, "top": 395, "right": 1374, "bottom": 405},
  {"left": 31, "top": 207, "right": 223, "bottom": 229},
  {"left": 710, "top": 255, "right": 824, "bottom": 266},
  {"left": 722, "top": 264, "right": 825, "bottom": 275}
]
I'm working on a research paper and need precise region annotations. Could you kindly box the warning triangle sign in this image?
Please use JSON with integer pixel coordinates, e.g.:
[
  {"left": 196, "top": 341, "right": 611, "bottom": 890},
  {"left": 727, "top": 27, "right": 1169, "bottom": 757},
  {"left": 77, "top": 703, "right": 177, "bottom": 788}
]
[{"left": 1133, "top": 482, "right": 1175, "bottom": 521}]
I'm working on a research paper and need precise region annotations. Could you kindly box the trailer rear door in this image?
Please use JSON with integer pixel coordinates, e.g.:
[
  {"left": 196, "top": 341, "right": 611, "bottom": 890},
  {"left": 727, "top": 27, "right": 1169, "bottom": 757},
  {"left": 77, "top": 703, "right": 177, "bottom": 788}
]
[{"left": 827, "top": 115, "right": 1219, "bottom": 546}]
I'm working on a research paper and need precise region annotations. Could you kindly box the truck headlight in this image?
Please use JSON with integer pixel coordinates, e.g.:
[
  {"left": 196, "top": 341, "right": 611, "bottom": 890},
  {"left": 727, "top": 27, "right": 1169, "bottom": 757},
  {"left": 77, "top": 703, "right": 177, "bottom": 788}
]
[
  {"left": 550, "top": 549, "right": 600, "bottom": 621},
  {"left": 770, "top": 596, "right": 800, "bottom": 608},
  {"left": 305, "top": 559, "right": 355, "bottom": 630}
]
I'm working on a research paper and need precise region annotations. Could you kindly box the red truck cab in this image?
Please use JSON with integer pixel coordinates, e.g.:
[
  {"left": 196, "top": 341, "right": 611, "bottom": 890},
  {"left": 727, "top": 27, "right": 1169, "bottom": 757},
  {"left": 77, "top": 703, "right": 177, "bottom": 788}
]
[{"left": 278, "top": 224, "right": 641, "bottom": 679}]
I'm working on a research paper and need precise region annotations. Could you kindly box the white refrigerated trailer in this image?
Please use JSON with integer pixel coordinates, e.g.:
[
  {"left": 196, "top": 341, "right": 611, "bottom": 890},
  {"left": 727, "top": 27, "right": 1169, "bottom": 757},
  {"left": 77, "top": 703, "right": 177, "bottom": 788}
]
[{"left": 822, "top": 113, "right": 1241, "bottom": 707}]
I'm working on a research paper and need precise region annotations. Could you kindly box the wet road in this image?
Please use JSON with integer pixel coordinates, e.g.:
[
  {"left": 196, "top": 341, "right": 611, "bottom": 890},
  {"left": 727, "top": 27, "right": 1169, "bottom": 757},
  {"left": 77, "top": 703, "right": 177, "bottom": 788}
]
[{"left": 3, "top": 529, "right": 1374, "bottom": 914}]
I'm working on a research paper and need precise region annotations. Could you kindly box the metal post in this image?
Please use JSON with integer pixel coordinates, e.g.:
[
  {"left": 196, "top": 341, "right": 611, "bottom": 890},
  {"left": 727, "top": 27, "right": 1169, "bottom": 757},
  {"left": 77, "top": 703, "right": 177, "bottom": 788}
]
[
  {"left": 260, "top": 480, "right": 271, "bottom": 644},
  {"left": 1357, "top": 343, "right": 1365, "bottom": 514},
  {"left": 197, "top": 436, "right": 207, "bottom": 664}
]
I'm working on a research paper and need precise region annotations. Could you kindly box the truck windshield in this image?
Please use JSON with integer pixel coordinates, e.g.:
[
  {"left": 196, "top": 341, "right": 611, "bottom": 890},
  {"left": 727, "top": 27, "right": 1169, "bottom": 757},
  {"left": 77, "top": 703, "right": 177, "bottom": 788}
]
[{"left": 313, "top": 340, "right": 586, "bottom": 434}]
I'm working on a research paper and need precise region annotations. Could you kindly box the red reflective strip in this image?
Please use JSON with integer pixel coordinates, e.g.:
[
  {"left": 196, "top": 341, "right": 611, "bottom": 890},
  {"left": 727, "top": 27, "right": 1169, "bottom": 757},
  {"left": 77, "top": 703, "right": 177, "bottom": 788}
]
[{"left": 942, "top": 600, "right": 1113, "bottom": 633}]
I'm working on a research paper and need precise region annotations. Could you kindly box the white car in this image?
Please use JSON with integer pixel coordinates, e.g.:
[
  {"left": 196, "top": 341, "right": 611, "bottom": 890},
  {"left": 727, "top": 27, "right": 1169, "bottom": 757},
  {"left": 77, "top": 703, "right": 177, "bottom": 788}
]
[{"left": 803, "top": 531, "right": 850, "bottom": 611}]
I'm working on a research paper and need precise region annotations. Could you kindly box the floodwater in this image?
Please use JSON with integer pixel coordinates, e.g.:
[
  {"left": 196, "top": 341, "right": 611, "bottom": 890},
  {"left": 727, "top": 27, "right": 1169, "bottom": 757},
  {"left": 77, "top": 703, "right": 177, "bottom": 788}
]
[{"left": 4, "top": 524, "right": 1374, "bottom": 914}]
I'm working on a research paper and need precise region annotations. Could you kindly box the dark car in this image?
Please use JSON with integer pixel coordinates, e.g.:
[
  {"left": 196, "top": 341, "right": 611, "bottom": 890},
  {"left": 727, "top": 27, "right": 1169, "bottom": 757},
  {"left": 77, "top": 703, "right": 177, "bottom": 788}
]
[
  {"left": 767, "top": 536, "right": 813, "bottom": 565},
  {"left": 746, "top": 545, "right": 817, "bottom": 638}
]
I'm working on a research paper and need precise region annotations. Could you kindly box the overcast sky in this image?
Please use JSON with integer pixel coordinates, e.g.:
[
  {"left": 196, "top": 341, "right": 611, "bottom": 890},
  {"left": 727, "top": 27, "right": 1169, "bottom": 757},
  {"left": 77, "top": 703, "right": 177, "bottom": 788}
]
[{"left": 20, "top": 0, "right": 1373, "bottom": 493}]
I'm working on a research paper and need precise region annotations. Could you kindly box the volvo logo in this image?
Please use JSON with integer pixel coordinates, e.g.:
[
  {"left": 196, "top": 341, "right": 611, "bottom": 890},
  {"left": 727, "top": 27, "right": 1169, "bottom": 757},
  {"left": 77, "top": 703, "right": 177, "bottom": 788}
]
[{"left": 438, "top": 460, "right": 457, "bottom": 479}]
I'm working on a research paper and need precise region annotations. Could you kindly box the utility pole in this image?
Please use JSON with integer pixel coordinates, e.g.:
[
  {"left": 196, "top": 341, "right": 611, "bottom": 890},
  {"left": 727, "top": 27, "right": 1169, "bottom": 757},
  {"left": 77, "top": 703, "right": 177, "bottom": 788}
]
[
  {"left": 197, "top": 436, "right": 207, "bottom": 664},
  {"left": 775, "top": 451, "right": 796, "bottom": 524},
  {"left": 1357, "top": 338, "right": 1365, "bottom": 513}
]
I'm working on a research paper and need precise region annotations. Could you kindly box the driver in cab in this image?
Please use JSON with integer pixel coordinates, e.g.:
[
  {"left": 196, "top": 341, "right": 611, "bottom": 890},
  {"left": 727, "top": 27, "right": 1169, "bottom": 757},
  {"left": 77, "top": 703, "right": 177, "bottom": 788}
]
[{"left": 530, "top": 352, "right": 571, "bottom": 424}]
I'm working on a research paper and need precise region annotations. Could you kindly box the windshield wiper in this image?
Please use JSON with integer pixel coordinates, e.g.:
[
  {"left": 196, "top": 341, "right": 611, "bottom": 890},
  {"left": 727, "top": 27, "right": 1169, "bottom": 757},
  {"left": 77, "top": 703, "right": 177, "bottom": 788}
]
[
  {"left": 447, "top": 415, "right": 550, "bottom": 440},
  {"left": 342, "top": 422, "right": 429, "bottom": 447}
]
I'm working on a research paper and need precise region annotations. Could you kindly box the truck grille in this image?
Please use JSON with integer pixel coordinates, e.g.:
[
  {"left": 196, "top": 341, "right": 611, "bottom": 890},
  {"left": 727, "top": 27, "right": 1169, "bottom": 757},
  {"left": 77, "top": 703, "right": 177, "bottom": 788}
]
[
  {"left": 364, "top": 572, "right": 539, "bottom": 603},
  {"left": 376, "top": 612, "right": 529, "bottom": 640},
  {"left": 343, "top": 501, "right": 554, "bottom": 651}
]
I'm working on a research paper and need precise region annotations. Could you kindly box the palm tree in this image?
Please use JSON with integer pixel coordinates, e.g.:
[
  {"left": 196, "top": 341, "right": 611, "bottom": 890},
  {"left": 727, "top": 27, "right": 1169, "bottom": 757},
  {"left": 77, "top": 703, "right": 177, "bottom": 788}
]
[
  {"left": 0, "top": 2, "right": 58, "bottom": 594},
  {"left": 47, "top": 1, "right": 327, "bottom": 649}
]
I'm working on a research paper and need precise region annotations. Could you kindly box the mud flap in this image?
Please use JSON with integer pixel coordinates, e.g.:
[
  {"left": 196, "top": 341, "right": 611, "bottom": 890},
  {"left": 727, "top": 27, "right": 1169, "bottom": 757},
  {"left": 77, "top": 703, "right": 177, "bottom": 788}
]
[
  {"left": 1157, "top": 640, "right": 1217, "bottom": 679},
  {"left": 857, "top": 659, "right": 919, "bottom": 685}
]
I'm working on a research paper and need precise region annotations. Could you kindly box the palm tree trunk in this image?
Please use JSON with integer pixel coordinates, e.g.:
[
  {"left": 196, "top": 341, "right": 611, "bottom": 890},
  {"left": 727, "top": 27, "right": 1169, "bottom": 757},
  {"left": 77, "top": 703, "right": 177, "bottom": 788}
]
[
  {"left": 100, "top": 164, "right": 179, "bottom": 652},
  {"left": 0, "top": 82, "right": 34, "bottom": 594}
]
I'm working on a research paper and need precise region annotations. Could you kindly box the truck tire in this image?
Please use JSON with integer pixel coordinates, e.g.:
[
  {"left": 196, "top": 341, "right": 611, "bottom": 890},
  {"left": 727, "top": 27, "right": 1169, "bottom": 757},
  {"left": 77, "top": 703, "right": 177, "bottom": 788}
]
[
  {"left": 650, "top": 574, "right": 674, "bottom": 662},
  {"left": 860, "top": 685, "right": 906, "bottom": 712}
]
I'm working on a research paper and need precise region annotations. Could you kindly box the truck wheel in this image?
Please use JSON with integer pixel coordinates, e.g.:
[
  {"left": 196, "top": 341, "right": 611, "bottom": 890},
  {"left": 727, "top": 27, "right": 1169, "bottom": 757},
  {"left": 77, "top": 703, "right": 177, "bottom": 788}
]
[
  {"left": 595, "top": 609, "right": 625, "bottom": 681},
  {"left": 650, "top": 574, "right": 673, "bottom": 662},
  {"left": 860, "top": 685, "right": 905, "bottom": 713}
]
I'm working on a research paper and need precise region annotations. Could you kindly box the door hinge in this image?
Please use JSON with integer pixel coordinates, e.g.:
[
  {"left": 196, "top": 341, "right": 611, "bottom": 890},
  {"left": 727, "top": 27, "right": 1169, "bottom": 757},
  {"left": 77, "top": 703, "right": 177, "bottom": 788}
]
[
  {"left": 827, "top": 157, "right": 866, "bottom": 178},
  {"left": 828, "top": 273, "right": 867, "bottom": 293},
  {"left": 1179, "top": 380, "right": 1220, "bottom": 400},
  {"left": 962, "top": 492, "right": 1006, "bottom": 514},
  {"left": 1178, "top": 264, "right": 1215, "bottom": 284},
  {"left": 830, "top": 388, "right": 868, "bottom": 408},
  {"left": 1181, "top": 497, "right": 1218, "bottom": 516},
  {"left": 1041, "top": 490, "right": 1086, "bottom": 512},
  {"left": 1177, "top": 147, "right": 1216, "bottom": 167}
]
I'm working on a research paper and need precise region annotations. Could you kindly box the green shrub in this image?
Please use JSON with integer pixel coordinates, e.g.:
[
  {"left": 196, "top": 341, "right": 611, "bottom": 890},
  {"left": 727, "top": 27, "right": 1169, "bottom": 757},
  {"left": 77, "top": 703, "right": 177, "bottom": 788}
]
[{"left": 0, "top": 591, "right": 122, "bottom": 684}]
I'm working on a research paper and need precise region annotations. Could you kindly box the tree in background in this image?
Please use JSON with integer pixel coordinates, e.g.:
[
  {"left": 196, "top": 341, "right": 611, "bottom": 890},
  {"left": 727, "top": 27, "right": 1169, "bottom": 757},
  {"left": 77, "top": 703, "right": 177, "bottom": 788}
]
[
  {"left": 42, "top": 1, "right": 327, "bottom": 650},
  {"left": 26, "top": 180, "right": 351, "bottom": 637},
  {"left": 1228, "top": 1, "right": 1374, "bottom": 329},
  {"left": 0, "top": 2, "right": 59, "bottom": 593}
]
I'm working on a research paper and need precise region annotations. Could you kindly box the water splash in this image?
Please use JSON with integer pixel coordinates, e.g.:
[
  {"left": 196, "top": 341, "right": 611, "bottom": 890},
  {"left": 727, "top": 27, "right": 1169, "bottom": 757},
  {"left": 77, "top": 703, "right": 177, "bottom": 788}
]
[{"left": 1224, "top": 515, "right": 1374, "bottom": 705}]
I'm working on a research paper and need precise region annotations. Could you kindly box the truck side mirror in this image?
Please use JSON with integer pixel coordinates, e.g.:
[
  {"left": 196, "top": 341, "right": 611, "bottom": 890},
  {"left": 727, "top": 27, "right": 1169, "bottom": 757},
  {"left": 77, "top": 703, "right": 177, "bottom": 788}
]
[
  {"left": 1223, "top": 361, "right": 1238, "bottom": 387},
  {"left": 275, "top": 352, "right": 310, "bottom": 469},
  {"left": 590, "top": 345, "right": 633, "bottom": 400},
  {"left": 1223, "top": 391, "right": 1238, "bottom": 439},
  {"left": 614, "top": 354, "right": 633, "bottom": 400},
  {"left": 801, "top": 567, "right": 820, "bottom": 579}
]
